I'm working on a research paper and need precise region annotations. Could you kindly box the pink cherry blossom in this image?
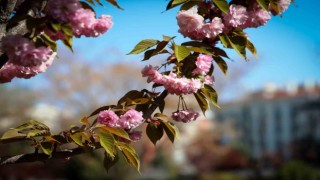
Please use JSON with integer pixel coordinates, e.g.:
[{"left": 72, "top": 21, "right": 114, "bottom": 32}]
[
  {"left": 141, "top": 65, "right": 162, "bottom": 83},
  {"left": 46, "top": 0, "right": 81, "bottom": 22},
  {"left": 278, "top": 0, "right": 291, "bottom": 14},
  {"left": 71, "top": 10, "right": 113, "bottom": 37},
  {"left": 243, "top": 3, "right": 271, "bottom": 28},
  {"left": 98, "top": 110, "right": 120, "bottom": 127},
  {"left": 223, "top": 4, "right": 248, "bottom": 28},
  {"left": 172, "top": 109, "right": 200, "bottom": 123},
  {"left": 142, "top": 65, "right": 204, "bottom": 95},
  {"left": 161, "top": 72, "right": 202, "bottom": 95},
  {"left": 176, "top": 7, "right": 205, "bottom": 40},
  {"left": 92, "top": 15, "right": 113, "bottom": 37},
  {"left": 2, "top": 35, "right": 54, "bottom": 67},
  {"left": 118, "top": 110, "right": 144, "bottom": 129},
  {"left": 204, "top": 75, "right": 215, "bottom": 85},
  {"left": 199, "top": 17, "right": 224, "bottom": 39},
  {"left": 46, "top": 0, "right": 113, "bottom": 38},
  {"left": 192, "top": 54, "right": 213, "bottom": 75}
]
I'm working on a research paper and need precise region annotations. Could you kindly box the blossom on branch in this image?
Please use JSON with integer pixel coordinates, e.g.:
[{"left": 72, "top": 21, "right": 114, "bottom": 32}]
[
  {"left": 119, "top": 110, "right": 144, "bottom": 129},
  {"left": 176, "top": 7, "right": 204, "bottom": 40},
  {"left": 46, "top": 0, "right": 113, "bottom": 38},
  {"left": 98, "top": 109, "right": 144, "bottom": 130},
  {"left": 0, "top": 35, "right": 56, "bottom": 83},
  {"left": 98, "top": 110, "right": 120, "bottom": 127},
  {"left": 192, "top": 54, "right": 213, "bottom": 75},
  {"left": 223, "top": 4, "right": 248, "bottom": 28},
  {"left": 142, "top": 65, "right": 204, "bottom": 95},
  {"left": 172, "top": 109, "right": 200, "bottom": 123}
]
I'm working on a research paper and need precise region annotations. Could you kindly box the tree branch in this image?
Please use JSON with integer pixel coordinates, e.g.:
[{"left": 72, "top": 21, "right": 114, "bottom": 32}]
[
  {"left": 0, "top": 90, "right": 169, "bottom": 165},
  {"left": 0, "top": 147, "right": 86, "bottom": 165}
]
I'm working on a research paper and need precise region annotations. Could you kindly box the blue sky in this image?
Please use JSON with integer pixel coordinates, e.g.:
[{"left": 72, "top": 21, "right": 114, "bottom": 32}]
[
  {"left": 72, "top": 0, "right": 320, "bottom": 91},
  {"left": 11, "top": 0, "right": 320, "bottom": 95}
]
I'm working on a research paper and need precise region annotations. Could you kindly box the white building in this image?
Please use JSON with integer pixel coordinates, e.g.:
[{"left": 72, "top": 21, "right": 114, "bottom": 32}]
[{"left": 215, "top": 82, "right": 320, "bottom": 160}]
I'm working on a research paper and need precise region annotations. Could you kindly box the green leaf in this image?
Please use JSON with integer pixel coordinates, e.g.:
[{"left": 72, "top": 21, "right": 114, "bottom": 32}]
[
  {"left": 0, "top": 130, "right": 26, "bottom": 144},
  {"left": 70, "top": 132, "right": 84, "bottom": 146},
  {"left": 213, "top": 0, "right": 230, "bottom": 14},
  {"left": 172, "top": 0, "right": 189, "bottom": 5},
  {"left": 246, "top": 39, "right": 257, "bottom": 58},
  {"left": 219, "top": 34, "right": 231, "bottom": 48},
  {"left": 154, "top": 113, "right": 169, "bottom": 121},
  {"left": 105, "top": 0, "right": 124, "bottom": 10},
  {"left": 180, "top": 1, "right": 201, "bottom": 10},
  {"left": 104, "top": 153, "right": 119, "bottom": 172},
  {"left": 40, "top": 142, "right": 53, "bottom": 156},
  {"left": 158, "top": 99, "right": 165, "bottom": 113},
  {"left": 182, "top": 41, "right": 210, "bottom": 47},
  {"left": 117, "top": 142, "right": 140, "bottom": 172},
  {"left": 269, "top": 0, "right": 280, "bottom": 15},
  {"left": 13, "top": 120, "right": 50, "bottom": 132},
  {"left": 127, "top": 39, "right": 159, "bottom": 54},
  {"left": 161, "top": 121, "right": 179, "bottom": 143},
  {"left": 100, "top": 126, "right": 130, "bottom": 140},
  {"left": 213, "top": 56, "right": 228, "bottom": 75},
  {"left": 194, "top": 91, "right": 209, "bottom": 115},
  {"left": 50, "top": 21, "right": 61, "bottom": 31},
  {"left": 118, "top": 90, "right": 144, "bottom": 106},
  {"left": 61, "top": 24, "right": 73, "bottom": 36},
  {"left": 212, "top": 47, "right": 229, "bottom": 59},
  {"left": 97, "top": 129, "right": 116, "bottom": 158},
  {"left": 129, "top": 98, "right": 151, "bottom": 105},
  {"left": 187, "top": 46, "right": 213, "bottom": 55},
  {"left": 256, "top": 0, "right": 269, "bottom": 11},
  {"left": 202, "top": 85, "right": 220, "bottom": 109},
  {"left": 228, "top": 35, "right": 247, "bottom": 59},
  {"left": 143, "top": 49, "right": 156, "bottom": 61},
  {"left": 117, "top": 142, "right": 136, "bottom": 154},
  {"left": 40, "top": 34, "right": 57, "bottom": 51},
  {"left": 121, "top": 148, "right": 140, "bottom": 172},
  {"left": 26, "top": 129, "right": 50, "bottom": 138},
  {"left": 146, "top": 123, "right": 164, "bottom": 145},
  {"left": 62, "top": 35, "right": 73, "bottom": 52},
  {"left": 173, "top": 43, "right": 190, "bottom": 62},
  {"left": 155, "top": 41, "right": 169, "bottom": 52},
  {"left": 162, "top": 35, "right": 176, "bottom": 42}
]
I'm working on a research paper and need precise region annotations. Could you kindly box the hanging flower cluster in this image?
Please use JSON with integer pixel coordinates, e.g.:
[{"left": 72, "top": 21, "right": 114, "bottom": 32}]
[
  {"left": 98, "top": 109, "right": 144, "bottom": 130},
  {"left": 172, "top": 109, "right": 200, "bottom": 123},
  {"left": 177, "top": 7, "right": 224, "bottom": 40},
  {"left": 0, "top": 35, "right": 56, "bottom": 83},
  {"left": 46, "top": 0, "right": 113, "bottom": 38},
  {"left": 177, "top": 0, "right": 290, "bottom": 40},
  {"left": 0, "top": 0, "right": 114, "bottom": 83},
  {"left": 141, "top": 63, "right": 214, "bottom": 95}
]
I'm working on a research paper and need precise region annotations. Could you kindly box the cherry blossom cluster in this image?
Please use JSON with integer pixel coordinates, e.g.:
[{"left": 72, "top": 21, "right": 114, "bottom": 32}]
[
  {"left": 274, "top": 0, "right": 291, "bottom": 14},
  {"left": 177, "top": 7, "right": 224, "bottom": 40},
  {"left": 0, "top": 35, "right": 56, "bottom": 83},
  {"left": 98, "top": 109, "right": 144, "bottom": 130},
  {"left": 177, "top": 0, "right": 291, "bottom": 40},
  {"left": 192, "top": 54, "right": 213, "bottom": 75},
  {"left": 46, "top": 0, "right": 113, "bottom": 38},
  {"left": 172, "top": 109, "right": 200, "bottom": 123},
  {"left": 141, "top": 64, "right": 214, "bottom": 95}
]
